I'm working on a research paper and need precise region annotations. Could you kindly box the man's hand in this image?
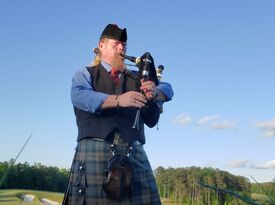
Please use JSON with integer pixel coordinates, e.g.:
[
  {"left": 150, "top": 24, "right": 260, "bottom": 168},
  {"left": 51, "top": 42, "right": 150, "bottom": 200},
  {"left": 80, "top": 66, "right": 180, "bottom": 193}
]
[
  {"left": 118, "top": 91, "right": 147, "bottom": 108},
  {"left": 101, "top": 91, "right": 147, "bottom": 110},
  {"left": 140, "top": 79, "right": 157, "bottom": 100}
]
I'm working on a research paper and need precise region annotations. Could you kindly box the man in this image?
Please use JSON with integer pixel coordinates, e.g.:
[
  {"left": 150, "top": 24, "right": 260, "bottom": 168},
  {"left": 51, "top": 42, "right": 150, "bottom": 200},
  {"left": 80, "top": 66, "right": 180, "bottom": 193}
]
[{"left": 63, "top": 24, "right": 173, "bottom": 205}]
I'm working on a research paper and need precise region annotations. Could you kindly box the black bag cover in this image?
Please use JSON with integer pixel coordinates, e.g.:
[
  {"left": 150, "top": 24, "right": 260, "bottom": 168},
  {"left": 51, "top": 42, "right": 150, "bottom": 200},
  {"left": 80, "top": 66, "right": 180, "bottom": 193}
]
[{"left": 136, "top": 52, "right": 159, "bottom": 91}]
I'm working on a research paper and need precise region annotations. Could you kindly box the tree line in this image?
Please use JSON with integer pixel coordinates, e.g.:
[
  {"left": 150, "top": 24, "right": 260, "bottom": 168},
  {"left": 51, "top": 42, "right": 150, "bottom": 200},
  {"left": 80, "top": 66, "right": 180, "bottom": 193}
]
[
  {"left": 1, "top": 161, "right": 274, "bottom": 204},
  {"left": 0, "top": 161, "right": 69, "bottom": 192},
  {"left": 155, "top": 166, "right": 275, "bottom": 205}
]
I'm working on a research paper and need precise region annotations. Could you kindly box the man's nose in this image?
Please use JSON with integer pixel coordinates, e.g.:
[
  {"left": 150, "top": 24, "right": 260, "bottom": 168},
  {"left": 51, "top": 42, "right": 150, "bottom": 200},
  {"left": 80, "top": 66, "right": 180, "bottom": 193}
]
[{"left": 117, "top": 42, "right": 125, "bottom": 51}]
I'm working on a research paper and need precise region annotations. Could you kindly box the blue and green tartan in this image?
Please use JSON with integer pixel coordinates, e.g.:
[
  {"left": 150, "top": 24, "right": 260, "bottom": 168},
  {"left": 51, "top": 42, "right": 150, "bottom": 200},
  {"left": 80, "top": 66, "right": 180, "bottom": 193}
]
[{"left": 66, "top": 138, "right": 161, "bottom": 205}]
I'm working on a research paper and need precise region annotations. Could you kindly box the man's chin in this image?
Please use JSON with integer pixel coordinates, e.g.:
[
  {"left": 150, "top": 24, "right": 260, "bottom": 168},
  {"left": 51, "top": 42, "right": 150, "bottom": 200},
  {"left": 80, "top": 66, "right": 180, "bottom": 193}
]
[{"left": 112, "top": 61, "right": 125, "bottom": 70}]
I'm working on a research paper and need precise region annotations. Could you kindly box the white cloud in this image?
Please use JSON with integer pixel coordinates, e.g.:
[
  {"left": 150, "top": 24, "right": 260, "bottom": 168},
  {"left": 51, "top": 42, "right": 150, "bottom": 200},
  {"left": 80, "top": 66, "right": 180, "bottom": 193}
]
[
  {"left": 264, "top": 130, "right": 275, "bottom": 138},
  {"left": 255, "top": 118, "right": 275, "bottom": 139},
  {"left": 174, "top": 114, "right": 192, "bottom": 125},
  {"left": 211, "top": 120, "right": 235, "bottom": 130},
  {"left": 174, "top": 113, "right": 236, "bottom": 131},
  {"left": 197, "top": 115, "right": 219, "bottom": 125},
  {"left": 252, "top": 160, "right": 275, "bottom": 169},
  {"left": 227, "top": 159, "right": 275, "bottom": 170},
  {"left": 229, "top": 160, "right": 250, "bottom": 168}
]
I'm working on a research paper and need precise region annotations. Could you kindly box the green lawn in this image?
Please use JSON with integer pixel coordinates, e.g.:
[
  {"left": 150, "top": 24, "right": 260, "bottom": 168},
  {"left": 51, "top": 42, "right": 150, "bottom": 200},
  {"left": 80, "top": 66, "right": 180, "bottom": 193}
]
[
  {"left": 0, "top": 189, "right": 182, "bottom": 205},
  {"left": 0, "top": 189, "right": 64, "bottom": 205}
]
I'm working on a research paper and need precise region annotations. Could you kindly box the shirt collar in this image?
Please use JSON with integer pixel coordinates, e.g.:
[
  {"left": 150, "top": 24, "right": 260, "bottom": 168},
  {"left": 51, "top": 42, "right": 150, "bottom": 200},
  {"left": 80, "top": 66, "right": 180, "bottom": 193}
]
[
  {"left": 101, "top": 60, "right": 112, "bottom": 72},
  {"left": 101, "top": 60, "right": 126, "bottom": 73}
]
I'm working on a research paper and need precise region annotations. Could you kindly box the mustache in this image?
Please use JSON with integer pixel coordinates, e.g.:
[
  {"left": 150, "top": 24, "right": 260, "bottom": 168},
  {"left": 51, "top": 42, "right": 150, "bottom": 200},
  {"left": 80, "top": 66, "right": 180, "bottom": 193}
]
[
  {"left": 93, "top": 48, "right": 125, "bottom": 57},
  {"left": 117, "top": 53, "right": 125, "bottom": 60},
  {"left": 118, "top": 51, "right": 125, "bottom": 56}
]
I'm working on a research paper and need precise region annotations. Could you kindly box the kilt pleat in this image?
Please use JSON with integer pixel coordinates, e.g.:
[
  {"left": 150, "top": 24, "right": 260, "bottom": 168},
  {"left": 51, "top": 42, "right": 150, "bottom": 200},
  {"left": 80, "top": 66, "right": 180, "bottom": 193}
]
[{"left": 65, "top": 138, "right": 161, "bottom": 205}]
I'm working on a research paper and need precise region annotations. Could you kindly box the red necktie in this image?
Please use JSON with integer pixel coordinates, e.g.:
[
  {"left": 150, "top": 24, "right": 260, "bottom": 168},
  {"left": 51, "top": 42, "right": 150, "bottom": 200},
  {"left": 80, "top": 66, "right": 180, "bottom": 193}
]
[{"left": 110, "top": 68, "right": 121, "bottom": 86}]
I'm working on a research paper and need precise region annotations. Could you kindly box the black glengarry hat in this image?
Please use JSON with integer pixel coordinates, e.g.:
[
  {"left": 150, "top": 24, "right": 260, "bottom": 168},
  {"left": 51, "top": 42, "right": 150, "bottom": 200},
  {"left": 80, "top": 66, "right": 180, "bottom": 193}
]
[{"left": 100, "top": 24, "right": 127, "bottom": 43}]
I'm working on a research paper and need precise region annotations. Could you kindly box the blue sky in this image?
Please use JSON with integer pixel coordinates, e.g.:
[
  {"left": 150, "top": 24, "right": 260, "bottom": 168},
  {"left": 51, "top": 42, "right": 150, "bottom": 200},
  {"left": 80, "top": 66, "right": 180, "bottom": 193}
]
[{"left": 0, "top": 1, "right": 274, "bottom": 183}]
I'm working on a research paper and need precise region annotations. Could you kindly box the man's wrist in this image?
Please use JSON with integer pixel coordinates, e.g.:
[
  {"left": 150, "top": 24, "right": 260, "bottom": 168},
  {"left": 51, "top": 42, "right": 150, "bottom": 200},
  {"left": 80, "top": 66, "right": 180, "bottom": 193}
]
[
  {"left": 149, "top": 89, "right": 158, "bottom": 101},
  {"left": 153, "top": 89, "right": 167, "bottom": 102},
  {"left": 115, "top": 95, "right": 119, "bottom": 108}
]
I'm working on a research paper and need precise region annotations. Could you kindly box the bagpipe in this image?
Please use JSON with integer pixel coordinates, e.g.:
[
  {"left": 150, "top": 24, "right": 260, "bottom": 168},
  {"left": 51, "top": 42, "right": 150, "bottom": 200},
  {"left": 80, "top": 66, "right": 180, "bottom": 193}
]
[{"left": 121, "top": 52, "right": 165, "bottom": 129}]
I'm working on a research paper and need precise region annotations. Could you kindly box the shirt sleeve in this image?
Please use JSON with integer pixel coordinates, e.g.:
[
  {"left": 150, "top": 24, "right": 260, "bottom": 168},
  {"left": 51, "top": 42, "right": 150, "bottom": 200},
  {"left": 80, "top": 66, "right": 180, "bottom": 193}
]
[
  {"left": 156, "top": 82, "right": 174, "bottom": 101},
  {"left": 71, "top": 68, "right": 109, "bottom": 113}
]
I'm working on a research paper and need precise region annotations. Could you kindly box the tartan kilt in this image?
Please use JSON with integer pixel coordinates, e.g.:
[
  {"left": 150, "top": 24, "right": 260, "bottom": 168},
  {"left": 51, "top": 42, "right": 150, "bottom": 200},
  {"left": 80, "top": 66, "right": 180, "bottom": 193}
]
[{"left": 64, "top": 138, "right": 161, "bottom": 205}]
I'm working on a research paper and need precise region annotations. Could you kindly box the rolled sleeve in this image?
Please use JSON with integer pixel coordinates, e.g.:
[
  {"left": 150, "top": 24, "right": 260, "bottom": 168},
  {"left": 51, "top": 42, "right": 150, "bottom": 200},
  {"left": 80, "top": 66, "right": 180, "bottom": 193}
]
[
  {"left": 71, "top": 68, "right": 109, "bottom": 113},
  {"left": 156, "top": 82, "right": 174, "bottom": 101}
]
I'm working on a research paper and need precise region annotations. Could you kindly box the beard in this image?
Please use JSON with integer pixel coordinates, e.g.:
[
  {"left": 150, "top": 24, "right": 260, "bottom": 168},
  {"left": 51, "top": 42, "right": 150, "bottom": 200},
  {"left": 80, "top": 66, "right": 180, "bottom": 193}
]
[{"left": 110, "top": 54, "right": 125, "bottom": 70}]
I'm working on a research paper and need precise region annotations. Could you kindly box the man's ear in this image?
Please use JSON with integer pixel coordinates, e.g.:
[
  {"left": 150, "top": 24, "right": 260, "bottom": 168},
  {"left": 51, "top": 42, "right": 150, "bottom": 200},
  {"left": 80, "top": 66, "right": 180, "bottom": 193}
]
[
  {"left": 99, "top": 42, "right": 103, "bottom": 51},
  {"left": 99, "top": 40, "right": 105, "bottom": 52}
]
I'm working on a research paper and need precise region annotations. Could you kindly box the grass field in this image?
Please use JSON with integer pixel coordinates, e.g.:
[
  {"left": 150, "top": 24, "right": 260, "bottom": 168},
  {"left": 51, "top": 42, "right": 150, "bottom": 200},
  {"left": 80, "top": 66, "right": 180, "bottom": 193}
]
[
  {"left": 0, "top": 189, "right": 64, "bottom": 205},
  {"left": 0, "top": 189, "right": 179, "bottom": 205}
]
